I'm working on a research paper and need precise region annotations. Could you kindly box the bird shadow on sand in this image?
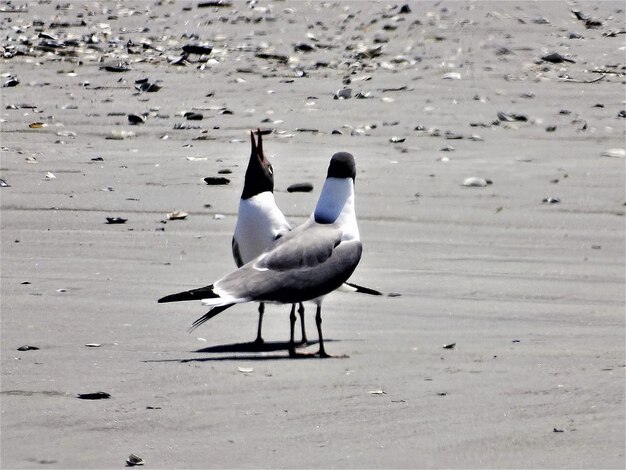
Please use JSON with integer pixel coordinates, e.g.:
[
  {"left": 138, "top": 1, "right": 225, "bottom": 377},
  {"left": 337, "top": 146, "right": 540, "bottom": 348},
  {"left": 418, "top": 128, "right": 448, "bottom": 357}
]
[{"left": 143, "top": 339, "right": 358, "bottom": 363}]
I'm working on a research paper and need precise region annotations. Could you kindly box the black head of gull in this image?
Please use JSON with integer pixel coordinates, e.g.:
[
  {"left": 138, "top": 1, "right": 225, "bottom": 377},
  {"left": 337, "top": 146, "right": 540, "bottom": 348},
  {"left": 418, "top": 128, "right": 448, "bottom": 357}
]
[
  {"left": 241, "top": 129, "right": 274, "bottom": 200},
  {"left": 314, "top": 152, "right": 359, "bottom": 228},
  {"left": 327, "top": 152, "right": 356, "bottom": 180}
]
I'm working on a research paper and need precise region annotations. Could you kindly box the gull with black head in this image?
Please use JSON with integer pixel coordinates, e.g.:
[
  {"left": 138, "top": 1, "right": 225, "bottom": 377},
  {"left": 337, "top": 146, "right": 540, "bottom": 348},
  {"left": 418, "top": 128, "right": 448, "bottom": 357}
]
[{"left": 232, "top": 129, "right": 306, "bottom": 347}]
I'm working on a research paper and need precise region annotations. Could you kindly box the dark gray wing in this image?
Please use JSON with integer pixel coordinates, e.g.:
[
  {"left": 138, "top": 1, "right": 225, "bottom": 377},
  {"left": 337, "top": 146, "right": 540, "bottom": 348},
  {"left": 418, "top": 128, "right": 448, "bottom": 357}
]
[
  {"left": 214, "top": 225, "right": 362, "bottom": 304},
  {"left": 259, "top": 224, "right": 343, "bottom": 271}
]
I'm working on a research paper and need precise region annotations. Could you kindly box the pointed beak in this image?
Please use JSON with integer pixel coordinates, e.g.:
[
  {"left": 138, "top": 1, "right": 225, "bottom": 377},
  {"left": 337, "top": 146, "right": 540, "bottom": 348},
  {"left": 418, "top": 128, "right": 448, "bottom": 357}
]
[{"left": 256, "top": 128, "right": 266, "bottom": 163}]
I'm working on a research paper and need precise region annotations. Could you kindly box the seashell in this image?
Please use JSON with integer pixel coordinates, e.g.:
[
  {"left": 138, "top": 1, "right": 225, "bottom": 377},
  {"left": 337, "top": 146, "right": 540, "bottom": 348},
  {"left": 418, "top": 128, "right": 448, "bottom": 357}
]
[
  {"left": 3, "top": 76, "right": 19, "bottom": 87},
  {"left": 169, "top": 55, "right": 189, "bottom": 66},
  {"left": 126, "top": 454, "right": 144, "bottom": 466},
  {"left": 127, "top": 114, "right": 145, "bottom": 125},
  {"left": 294, "top": 42, "right": 315, "bottom": 53},
  {"left": 198, "top": 0, "right": 232, "bottom": 7},
  {"left": 184, "top": 112, "right": 203, "bottom": 121},
  {"left": 77, "top": 392, "right": 111, "bottom": 400},
  {"left": 601, "top": 148, "right": 625, "bottom": 158},
  {"left": 17, "top": 345, "right": 39, "bottom": 351},
  {"left": 443, "top": 343, "right": 456, "bottom": 349},
  {"left": 541, "top": 52, "right": 575, "bottom": 64},
  {"left": 182, "top": 43, "right": 213, "bottom": 55},
  {"left": 45, "top": 172, "right": 56, "bottom": 180},
  {"left": 101, "top": 63, "right": 130, "bottom": 73},
  {"left": 167, "top": 211, "right": 188, "bottom": 220},
  {"left": 542, "top": 197, "right": 561, "bottom": 204},
  {"left": 462, "top": 177, "right": 489, "bottom": 187},
  {"left": 0, "top": 178, "right": 10, "bottom": 187},
  {"left": 497, "top": 111, "right": 527, "bottom": 122},
  {"left": 445, "top": 131, "right": 463, "bottom": 140},
  {"left": 334, "top": 88, "right": 352, "bottom": 100},
  {"left": 106, "top": 217, "right": 128, "bottom": 224},
  {"left": 389, "top": 136, "right": 405, "bottom": 143},
  {"left": 106, "top": 130, "right": 135, "bottom": 140},
  {"left": 442, "top": 72, "right": 461, "bottom": 80},
  {"left": 125, "top": 454, "right": 144, "bottom": 466}
]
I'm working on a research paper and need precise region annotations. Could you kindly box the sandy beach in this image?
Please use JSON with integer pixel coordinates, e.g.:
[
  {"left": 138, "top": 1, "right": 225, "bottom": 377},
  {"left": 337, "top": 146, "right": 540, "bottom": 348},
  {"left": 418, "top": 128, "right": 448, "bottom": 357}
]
[{"left": 1, "top": 1, "right": 624, "bottom": 468}]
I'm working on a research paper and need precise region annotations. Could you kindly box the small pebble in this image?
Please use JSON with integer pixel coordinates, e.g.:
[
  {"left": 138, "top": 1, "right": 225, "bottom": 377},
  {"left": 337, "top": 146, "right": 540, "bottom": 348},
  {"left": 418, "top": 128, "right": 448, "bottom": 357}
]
[
  {"left": 77, "top": 392, "right": 111, "bottom": 400},
  {"left": 287, "top": 183, "right": 314, "bottom": 193},
  {"left": 204, "top": 177, "right": 230, "bottom": 185}
]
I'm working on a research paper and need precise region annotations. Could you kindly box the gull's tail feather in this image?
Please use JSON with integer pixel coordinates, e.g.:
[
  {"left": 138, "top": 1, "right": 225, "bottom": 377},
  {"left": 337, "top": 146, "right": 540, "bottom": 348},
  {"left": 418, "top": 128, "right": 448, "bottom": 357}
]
[
  {"left": 158, "top": 284, "right": 218, "bottom": 303},
  {"left": 188, "top": 304, "right": 235, "bottom": 333},
  {"left": 343, "top": 281, "right": 383, "bottom": 296}
]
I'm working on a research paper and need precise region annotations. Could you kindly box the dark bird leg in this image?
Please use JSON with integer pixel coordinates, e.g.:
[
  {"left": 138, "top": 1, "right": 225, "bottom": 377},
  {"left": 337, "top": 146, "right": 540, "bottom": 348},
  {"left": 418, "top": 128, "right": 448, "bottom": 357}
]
[
  {"left": 315, "top": 304, "right": 330, "bottom": 358},
  {"left": 254, "top": 302, "right": 265, "bottom": 345},
  {"left": 289, "top": 304, "right": 297, "bottom": 356},
  {"left": 314, "top": 304, "right": 348, "bottom": 358},
  {"left": 298, "top": 302, "right": 307, "bottom": 344}
]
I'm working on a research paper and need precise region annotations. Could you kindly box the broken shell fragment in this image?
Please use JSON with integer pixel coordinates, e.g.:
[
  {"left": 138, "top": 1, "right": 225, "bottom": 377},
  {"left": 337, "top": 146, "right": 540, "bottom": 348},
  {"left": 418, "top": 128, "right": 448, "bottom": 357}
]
[
  {"left": 334, "top": 88, "right": 352, "bottom": 100},
  {"left": 601, "top": 148, "right": 625, "bottom": 158},
  {"left": 3, "top": 76, "right": 19, "bottom": 87},
  {"left": 542, "top": 197, "right": 561, "bottom": 204},
  {"left": 184, "top": 112, "right": 204, "bottom": 121},
  {"left": 182, "top": 43, "right": 213, "bottom": 55},
  {"left": 77, "top": 392, "right": 111, "bottom": 400},
  {"left": 128, "top": 114, "right": 145, "bottom": 125},
  {"left": 106, "top": 217, "right": 128, "bottom": 224},
  {"left": 126, "top": 453, "right": 144, "bottom": 466},
  {"left": 167, "top": 211, "right": 188, "bottom": 220},
  {"left": 462, "top": 177, "right": 490, "bottom": 187},
  {"left": 541, "top": 52, "right": 575, "bottom": 64},
  {"left": 102, "top": 63, "right": 130, "bottom": 73}
]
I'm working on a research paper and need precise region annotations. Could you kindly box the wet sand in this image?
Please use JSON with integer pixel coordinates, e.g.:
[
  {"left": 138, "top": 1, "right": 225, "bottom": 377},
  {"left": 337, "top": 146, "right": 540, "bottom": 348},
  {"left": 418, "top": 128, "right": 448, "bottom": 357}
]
[{"left": 1, "top": 1, "right": 624, "bottom": 468}]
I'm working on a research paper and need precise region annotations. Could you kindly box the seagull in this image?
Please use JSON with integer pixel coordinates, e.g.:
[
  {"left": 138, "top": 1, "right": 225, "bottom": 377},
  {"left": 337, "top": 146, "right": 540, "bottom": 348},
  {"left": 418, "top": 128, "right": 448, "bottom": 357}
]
[
  {"left": 159, "top": 151, "right": 363, "bottom": 357},
  {"left": 232, "top": 129, "right": 306, "bottom": 346}
]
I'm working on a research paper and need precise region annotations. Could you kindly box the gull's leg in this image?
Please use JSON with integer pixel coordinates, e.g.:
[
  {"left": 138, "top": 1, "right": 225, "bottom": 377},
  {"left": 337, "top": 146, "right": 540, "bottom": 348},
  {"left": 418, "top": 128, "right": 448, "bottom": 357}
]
[
  {"left": 254, "top": 302, "right": 265, "bottom": 345},
  {"left": 315, "top": 304, "right": 330, "bottom": 358},
  {"left": 298, "top": 302, "right": 307, "bottom": 344},
  {"left": 288, "top": 304, "right": 297, "bottom": 356}
]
